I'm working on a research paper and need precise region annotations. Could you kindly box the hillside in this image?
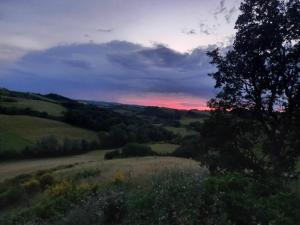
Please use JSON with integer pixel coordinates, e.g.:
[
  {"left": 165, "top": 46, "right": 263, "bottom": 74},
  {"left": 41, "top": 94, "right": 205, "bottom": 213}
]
[
  {"left": 0, "top": 114, "right": 98, "bottom": 151},
  {"left": 0, "top": 98, "right": 66, "bottom": 117}
]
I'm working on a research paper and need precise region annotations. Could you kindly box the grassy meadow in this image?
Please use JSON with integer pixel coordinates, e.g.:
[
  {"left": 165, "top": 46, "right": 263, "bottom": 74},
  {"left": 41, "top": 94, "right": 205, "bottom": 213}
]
[
  {"left": 180, "top": 117, "right": 206, "bottom": 126},
  {"left": 165, "top": 126, "right": 199, "bottom": 137},
  {"left": 0, "top": 114, "right": 98, "bottom": 151},
  {"left": 149, "top": 143, "right": 179, "bottom": 154},
  {"left": 0, "top": 98, "right": 66, "bottom": 117}
]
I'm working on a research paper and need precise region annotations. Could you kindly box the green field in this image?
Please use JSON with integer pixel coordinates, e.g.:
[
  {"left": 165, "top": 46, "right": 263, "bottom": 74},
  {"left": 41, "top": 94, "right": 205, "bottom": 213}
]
[
  {"left": 149, "top": 143, "right": 179, "bottom": 154},
  {"left": 55, "top": 156, "right": 200, "bottom": 184},
  {"left": 0, "top": 149, "right": 199, "bottom": 182},
  {"left": 0, "top": 98, "right": 66, "bottom": 117},
  {"left": 0, "top": 114, "right": 98, "bottom": 151},
  {"left": 165, "top": 126, "right": 199, "bottom": 137},
  {"left": 180, "top": 117, "right": 206, "bottom": 126}
]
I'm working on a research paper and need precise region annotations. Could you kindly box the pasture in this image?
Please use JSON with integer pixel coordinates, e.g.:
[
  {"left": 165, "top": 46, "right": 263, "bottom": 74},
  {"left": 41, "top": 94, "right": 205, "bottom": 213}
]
[
  {"left": 0, "top": 98, "right": 66, "bottom": 117},
  {"left": 165, "top": 126, "right": 199, "bottom": 137},
  {"left": 180, "top": 117, "right": 206, "bottom": 126},
  {"left": 149, "top": 143, "right": 179, "bottom": 154},
  {"left": 0, "top": 148, "right": 199, "bottom": 183},
  {"left": 0, "top": 114, "right": 98, "bottom": 151}
]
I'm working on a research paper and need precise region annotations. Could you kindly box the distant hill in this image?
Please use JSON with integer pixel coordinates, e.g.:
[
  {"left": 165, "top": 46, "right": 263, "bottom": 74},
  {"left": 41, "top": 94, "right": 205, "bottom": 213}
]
[
  {"left": 0, "top": 114, "right": 98, "bottom": 152},
  {"left": 0, "top": 88, "right": 70, "bottom": 117},
  {"left": 0, "top": 87, "right": 209, "bottom": 156}
]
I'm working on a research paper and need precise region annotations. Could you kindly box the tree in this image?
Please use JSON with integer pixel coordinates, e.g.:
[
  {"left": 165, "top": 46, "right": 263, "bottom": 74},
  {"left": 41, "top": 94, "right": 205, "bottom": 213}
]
[{"left": 207, "top": 0, "right": 300, "bottom": 177}]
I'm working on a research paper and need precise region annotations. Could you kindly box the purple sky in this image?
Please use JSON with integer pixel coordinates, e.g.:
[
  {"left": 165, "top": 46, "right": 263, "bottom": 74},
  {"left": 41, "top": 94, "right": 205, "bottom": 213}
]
[{"left": 0, "top": 0, "right": 241, "bottom": 109}]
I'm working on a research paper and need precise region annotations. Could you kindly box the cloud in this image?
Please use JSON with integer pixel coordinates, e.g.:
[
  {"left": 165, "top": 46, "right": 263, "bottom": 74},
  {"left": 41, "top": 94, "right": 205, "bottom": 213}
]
[
  {"left": 225, "top": 6, "right": 237, "bottom": 23},
  {"left": 182, "top": 29, "right": 197, "bottom": 35},
  {"left": 214, "top": 0, "right": 227, "bottom": 18},
  {"left": 0, "top": 41, "right": 216, "bottom": 106},
  {"left": 199, "top": 23, "right": 211, "bottom": 35},
  {"left": 96, "top": 28, "right": 113, "bottom": 33},
  {"left": 213, "top": 0, "right": 239, "bottom": 24},
  {"left": 61, "top": 59, "right": 91, "bottom": 70}
]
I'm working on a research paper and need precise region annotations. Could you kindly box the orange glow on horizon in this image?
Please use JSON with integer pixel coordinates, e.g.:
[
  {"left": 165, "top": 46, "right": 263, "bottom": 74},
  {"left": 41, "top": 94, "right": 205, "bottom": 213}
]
[{"left": 118, "top": 94, "right": 210, "bottom": 111}]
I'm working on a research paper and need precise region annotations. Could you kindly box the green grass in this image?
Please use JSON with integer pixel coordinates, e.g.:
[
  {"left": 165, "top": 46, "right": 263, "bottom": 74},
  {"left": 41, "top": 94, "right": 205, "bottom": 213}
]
[
  {"left": 0, "top": 147, "right": 199, "bottom": 182},
  {"left": 149, "top": 143, "right": 179, "bottom": 154},
  {"left": 0, "top": 150, "right": 108, "bottom": 181},
  {"left": 0, "top": 98, "right": 66, "bottom": 117},
  {"left": 180, "top": 117, "right": 205, "bottom": 126},
  {"left": 0, "top": 114, "right": 98, "bottom": 151},
  {"left": 296, "top": 160, "right": 300, "bottom": 173},
  {"left": 54, "top": 156, "right": 200, "bottom": 184},
  {"left": 165, "top": 126, "right": 199, "bottom": 137}
]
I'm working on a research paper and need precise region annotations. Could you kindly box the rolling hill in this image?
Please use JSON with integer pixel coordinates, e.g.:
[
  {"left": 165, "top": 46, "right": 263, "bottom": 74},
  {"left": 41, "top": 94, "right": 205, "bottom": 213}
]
[{"left": 0, "top": 114, "right": 98, "bottom": 152}]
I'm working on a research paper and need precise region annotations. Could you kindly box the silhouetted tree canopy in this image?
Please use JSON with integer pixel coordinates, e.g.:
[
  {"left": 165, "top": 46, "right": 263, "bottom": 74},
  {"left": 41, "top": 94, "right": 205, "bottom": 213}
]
[{"left": 207, "top": 0, "right": 300, "bottom": 177}]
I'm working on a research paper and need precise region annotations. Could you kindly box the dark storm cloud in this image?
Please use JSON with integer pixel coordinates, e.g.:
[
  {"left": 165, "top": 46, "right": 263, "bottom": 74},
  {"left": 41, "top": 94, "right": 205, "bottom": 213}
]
[
  {"left": 61, "top": 59, "right": 91, "bottom": 70},
  {"left": 0, "top": 41, "right": 216, "bottom": 101}
]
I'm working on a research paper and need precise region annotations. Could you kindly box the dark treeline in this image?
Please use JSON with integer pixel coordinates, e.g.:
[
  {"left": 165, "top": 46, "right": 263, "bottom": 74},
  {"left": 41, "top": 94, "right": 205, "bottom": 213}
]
[
  {"left": 100, "top": 123, "right": 175, "bottom": 148},
  {"left": 0, "top": 136, "right": 100, "bottom": 160},
  {"left": 63, "top": 102, "right": 176, "bottom": 148},
  {"left": 0, "top": 106, "right": 59, "bottom": 120},
  {"left": 62, "top": 101, "right": 123, "bottom": 131}
]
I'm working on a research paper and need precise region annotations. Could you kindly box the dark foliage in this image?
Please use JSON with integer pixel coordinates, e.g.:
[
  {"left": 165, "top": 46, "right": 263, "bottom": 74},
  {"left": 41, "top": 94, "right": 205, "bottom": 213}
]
[
  {"left": 172, "top": 135, "right": 204, "bottom": 158},
  {"left": 43, "top": 93, "right": 73, "bottom": 102},
  {"left": 100, "top": 123, "right": 175, "bottom": 148},
  {"left": 207, "top": 0, "right": 300, "bottom": 177},
  {"left": 63, "top": 102, "right": 123, "bottom": 131},
  {"left": 0, "top": 106, "right": 56, "bottom": 120},
  {"left": 105, "top": 143, "right": 157, "bottom": 160},
  {"left": 0, "top": 136, "right": 99, "bottom": 160},
  {"left": 26, "top": 171, "right": 300, "bottom": 225},
  {"left": 198, "top": 111, "right": 266, "bottom": 175}
]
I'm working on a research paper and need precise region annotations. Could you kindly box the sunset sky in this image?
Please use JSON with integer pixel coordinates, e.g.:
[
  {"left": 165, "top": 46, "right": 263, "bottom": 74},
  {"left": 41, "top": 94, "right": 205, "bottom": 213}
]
[{"left": 0, "top": 0, "right": 241, "bottom": 110}]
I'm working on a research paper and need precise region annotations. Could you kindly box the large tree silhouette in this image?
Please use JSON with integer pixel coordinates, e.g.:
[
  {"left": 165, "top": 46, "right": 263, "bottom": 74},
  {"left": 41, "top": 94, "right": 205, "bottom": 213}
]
[{"left": 207, "top": 0, "right": 300, "bottom": 176}]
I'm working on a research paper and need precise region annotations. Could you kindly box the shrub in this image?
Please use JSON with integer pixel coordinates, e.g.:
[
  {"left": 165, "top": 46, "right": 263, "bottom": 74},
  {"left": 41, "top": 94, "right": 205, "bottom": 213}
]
[
  {"left": 47, "top": 181, "right": 73, "bottom": 197},
  {"left": 39, "top": 174, "right": 55, "bottom": 188},
  {"left": 121, "top": 143, "right": 156, "bottom": 157},
  {"left": 72, "top": 168, "right": 101, "bottom": 180},
  {"left": 104, "top": 150, "right": 121, "bottom": 160},
  {"left": 0, "top": 186, "right": 24, "bottom": 209},
  {"left": 63, "top": 192, "right": 126, "bottom": 225},
  {"left": 112, "top": 170, "right": 127, "bottom": 184},
  {"left": 21, "top": 178, "right": 40, "bottom": 194},
  {"left": 127, "top": 170, "right": 206, "bottom": 225},
  {"left": 172, "top": 135, "right": 203, "bottom": 158}
]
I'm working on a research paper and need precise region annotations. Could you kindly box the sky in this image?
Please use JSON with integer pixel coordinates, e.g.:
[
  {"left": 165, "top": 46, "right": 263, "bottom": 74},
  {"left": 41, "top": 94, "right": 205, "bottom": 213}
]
[{"left": 0, "top": 0, "right": 241, "bottom": 110}]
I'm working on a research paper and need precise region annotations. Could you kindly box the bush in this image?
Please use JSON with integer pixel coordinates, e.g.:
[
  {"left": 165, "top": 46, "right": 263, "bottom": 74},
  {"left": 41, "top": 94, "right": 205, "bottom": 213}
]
[
  {"left": 61, "top": 172, "right": 300, "bottom": 225},
  {"left": 71, "top": 169, "right": 101, "bottom": 180},
  {"left": 62, "top": 192, "right": 126, "bottom": 225},
  {"left": 112, "top": 170, "right": 127, "bottom": 184},
  {"left": 104, "top": 150, "right": 121, "bottom": 160},
  {"left": 39, "top": 174, "right": 55, "bottom": 188},
  {"left": 47, "top": 181, "right": 73, "bottom": 198},
  {"left": 172, "top": 136, "right": 204, "bottom": 158},
  {"left": 21, "top": 178, "right": 40, "bottom": 194},
  {"left": 0, "top": 186, "right": 24, "bottom": 209},
  {"left": 127, "top": 170, "right": 206, "bottom": 225},
  {"left": 122, "top": 143, "right": 156, "bottom": 157}
]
